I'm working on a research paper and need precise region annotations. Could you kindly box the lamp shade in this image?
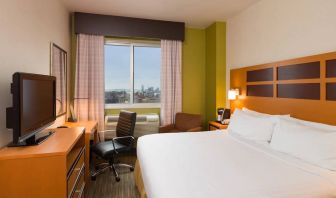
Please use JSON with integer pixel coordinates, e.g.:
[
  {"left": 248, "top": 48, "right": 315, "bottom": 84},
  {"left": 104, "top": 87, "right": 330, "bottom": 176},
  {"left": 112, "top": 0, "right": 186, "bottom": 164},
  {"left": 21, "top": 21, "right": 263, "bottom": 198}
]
[{"left": 228, "top": 89, "right": 239, "bottom": 100}]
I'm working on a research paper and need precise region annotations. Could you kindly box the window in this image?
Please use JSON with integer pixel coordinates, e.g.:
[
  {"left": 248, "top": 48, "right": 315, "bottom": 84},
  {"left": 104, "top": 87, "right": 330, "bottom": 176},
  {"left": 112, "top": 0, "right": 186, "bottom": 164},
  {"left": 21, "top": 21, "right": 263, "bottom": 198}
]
[{"left": 105, "top": 41, "right": 161, "bottom": 108}]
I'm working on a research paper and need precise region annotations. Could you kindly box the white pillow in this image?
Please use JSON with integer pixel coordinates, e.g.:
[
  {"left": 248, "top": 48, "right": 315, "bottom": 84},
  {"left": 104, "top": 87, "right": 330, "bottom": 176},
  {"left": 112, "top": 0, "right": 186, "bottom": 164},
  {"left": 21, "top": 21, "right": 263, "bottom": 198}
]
[
  {"left": 270, "top": 118, "right": 336, "bottom": 171},
  {"left": 282, "top": 116, "right": 336, "bottom": 131},
  {"left": 242, "top": 107, "right": 290, "bottom": 118},
  {"left": 228, "top": 109, "right": 276, "bottom": 143},
  {"left": 242, "top": 107, "right": 336, "bottom": 131}
]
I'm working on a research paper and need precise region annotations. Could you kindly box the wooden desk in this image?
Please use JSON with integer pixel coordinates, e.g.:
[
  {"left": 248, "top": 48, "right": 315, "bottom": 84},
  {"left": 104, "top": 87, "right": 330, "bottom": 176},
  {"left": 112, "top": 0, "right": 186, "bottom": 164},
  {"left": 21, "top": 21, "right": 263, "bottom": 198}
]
[
  {"left": 64, "top": 121, "right": 98, "bottom": 184},
  {"left": 208, "top": 121, "right": 228, "bottom": 131},
  {"left": 0, "top": 128, "right": 85, "bottom": 198}
]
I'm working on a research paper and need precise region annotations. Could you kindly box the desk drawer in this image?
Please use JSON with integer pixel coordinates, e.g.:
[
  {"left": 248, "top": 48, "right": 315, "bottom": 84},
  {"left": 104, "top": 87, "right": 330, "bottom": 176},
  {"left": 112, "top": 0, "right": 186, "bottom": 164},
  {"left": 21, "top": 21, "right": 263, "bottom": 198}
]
[
  {"left": 68, "top": 149, "right": 85, "bottom": 197},
  {"left": 71, "top": 169, "right": 85, "bottom": 198}
]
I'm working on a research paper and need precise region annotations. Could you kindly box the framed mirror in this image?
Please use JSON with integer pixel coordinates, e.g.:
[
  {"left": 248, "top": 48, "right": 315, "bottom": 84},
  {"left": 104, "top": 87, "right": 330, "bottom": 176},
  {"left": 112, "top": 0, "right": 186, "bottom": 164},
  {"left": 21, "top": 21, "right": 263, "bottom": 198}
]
[{"left": 50, "top": 43, "right": 67, "bottom": 117}]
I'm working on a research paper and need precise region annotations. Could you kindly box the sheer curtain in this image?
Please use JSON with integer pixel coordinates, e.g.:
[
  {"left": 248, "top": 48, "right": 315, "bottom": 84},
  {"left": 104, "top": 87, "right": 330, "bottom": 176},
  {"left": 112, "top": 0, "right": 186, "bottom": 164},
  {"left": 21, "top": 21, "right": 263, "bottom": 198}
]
[
  {"left": 160, "top": 40, "right": 182, "bottom": 125},
  {"left": 74, "top": 34, "right": 105, "bottom": 140}
]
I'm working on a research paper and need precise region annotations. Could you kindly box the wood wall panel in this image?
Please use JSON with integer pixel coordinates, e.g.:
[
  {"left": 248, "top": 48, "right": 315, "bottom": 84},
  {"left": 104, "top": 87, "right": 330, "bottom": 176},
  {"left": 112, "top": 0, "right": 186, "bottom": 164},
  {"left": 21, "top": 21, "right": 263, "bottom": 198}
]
[
  {"left": 326, "top": 59, "right": 336, "bottom": 78},
  {"left": 230, "top": 52, "right": 336, "bottom": 125},
  {"left": 326, "top": 83, "right": 336, "bottom": 101},
  {"left": 247, "top": 68, "right": 273, "bottom": 82},
  {"left": 277, "top": 83, "right": 320, "bottom": 100},
  {"left": 247, "top": 85, "right": 273, "bottom": 97},
  {"left": 277, "top": 62, "right": 320, "bottom": 80}
]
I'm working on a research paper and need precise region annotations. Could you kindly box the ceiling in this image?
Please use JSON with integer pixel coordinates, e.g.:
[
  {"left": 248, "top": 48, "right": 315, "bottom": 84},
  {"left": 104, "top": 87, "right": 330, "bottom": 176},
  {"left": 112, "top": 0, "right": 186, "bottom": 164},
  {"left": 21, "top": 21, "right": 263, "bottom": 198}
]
[{"left": 62, "top": 0, "right": 259, "bottom": 28}]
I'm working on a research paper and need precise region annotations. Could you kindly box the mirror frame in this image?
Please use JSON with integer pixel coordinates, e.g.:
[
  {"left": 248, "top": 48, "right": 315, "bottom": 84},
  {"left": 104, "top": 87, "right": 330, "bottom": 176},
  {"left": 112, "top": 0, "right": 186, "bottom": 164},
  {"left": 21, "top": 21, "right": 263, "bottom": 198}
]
[{"left": 50, "top": 43, "right": 67, "bottom": 118}]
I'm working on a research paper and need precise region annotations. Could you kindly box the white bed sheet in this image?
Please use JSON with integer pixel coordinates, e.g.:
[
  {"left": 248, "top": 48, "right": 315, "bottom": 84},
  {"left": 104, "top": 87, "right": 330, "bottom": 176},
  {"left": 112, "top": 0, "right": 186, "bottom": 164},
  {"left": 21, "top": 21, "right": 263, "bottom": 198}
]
[{"left": 137, "top": 131, "right": 336, "bottom": 198}]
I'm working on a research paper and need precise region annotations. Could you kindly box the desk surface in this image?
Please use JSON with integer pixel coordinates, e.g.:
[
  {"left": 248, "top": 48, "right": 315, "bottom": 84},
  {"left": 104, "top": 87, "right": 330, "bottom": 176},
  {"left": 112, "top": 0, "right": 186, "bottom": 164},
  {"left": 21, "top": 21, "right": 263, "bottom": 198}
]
[
  {"left": 208, "top": 121, "right": 228, "bottom": 130},
  {"left": 64, "top": 121, "right": 98, "bottom": 134},
  {"left": 0, "top": 127, "right": 84, "bottom": 160}
]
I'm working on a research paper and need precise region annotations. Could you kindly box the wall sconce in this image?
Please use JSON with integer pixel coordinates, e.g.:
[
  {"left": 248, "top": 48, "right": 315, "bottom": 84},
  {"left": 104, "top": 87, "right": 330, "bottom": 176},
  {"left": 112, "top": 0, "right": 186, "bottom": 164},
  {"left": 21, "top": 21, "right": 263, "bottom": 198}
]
[{"left": 228, "top": 89, "right": 239, "bottom": 100}]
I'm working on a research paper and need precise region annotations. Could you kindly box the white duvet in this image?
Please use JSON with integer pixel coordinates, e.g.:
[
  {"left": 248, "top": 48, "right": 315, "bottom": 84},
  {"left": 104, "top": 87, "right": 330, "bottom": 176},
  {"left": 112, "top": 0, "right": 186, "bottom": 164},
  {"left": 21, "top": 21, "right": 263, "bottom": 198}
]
[{"left": 137, "top": 131, "right": 336, "bottom": 198}]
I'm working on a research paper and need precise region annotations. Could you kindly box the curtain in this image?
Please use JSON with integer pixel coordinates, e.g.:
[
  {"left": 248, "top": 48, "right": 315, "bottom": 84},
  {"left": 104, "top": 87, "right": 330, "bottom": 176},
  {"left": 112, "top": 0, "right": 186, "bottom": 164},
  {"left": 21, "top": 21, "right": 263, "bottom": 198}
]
[
  {"left": 74, "top": 34, "right": 105, "bottom": 140},
  {"left": 160, "top": 40, "right": 182, "bottom": 125}
]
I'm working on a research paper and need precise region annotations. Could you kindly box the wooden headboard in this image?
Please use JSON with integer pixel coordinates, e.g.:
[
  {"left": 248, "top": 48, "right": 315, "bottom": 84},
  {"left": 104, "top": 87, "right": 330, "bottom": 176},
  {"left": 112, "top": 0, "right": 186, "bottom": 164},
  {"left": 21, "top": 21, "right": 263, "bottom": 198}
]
[{"left": 230, "top": 52, "right": 336, "bottom": 125}]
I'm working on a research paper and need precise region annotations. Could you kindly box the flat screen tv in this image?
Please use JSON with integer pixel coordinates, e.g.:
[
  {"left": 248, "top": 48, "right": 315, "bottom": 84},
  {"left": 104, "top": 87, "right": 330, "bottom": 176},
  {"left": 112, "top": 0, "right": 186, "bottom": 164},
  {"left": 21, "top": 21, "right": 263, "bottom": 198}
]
[{"left": 6, "top": 72, "right": 56, "bottom": 146}]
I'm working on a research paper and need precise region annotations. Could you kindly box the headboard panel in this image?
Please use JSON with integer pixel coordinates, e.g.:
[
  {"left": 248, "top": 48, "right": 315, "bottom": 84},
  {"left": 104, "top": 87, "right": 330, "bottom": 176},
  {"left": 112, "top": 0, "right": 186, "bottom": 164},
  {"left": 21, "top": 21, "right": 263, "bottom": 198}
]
[{"left": 230, "top": 52, "right": 336, "bottom": 125}]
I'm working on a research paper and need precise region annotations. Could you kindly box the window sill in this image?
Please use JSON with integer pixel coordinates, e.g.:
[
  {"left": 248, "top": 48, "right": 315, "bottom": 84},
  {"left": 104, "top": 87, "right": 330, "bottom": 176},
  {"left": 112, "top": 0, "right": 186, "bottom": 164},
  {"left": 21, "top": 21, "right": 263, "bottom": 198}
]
[{"left": 105, "top": 103, "right": 161, "bottom": 109}]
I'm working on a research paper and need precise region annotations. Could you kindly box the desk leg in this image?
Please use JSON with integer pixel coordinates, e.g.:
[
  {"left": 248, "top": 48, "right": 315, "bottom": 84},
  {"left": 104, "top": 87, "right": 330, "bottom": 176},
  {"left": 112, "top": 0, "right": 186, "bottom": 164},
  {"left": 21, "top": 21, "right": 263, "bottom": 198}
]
[
  {"left": 85, "top": 128, "right": 98, "bottom": 185},
  {"left": 94, "top": 130, "right": 99, "bottom": 143},
  {"left": 85, "top": 133, "right": 91, "bottom": 185}
]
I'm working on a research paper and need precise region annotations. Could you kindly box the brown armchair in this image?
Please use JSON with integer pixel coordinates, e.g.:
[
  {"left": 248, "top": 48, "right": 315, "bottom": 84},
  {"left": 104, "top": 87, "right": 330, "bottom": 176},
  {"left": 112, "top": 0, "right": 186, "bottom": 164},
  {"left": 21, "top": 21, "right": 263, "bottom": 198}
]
[{"left": 159, "top": 112, "right": 202, "bottom": 133}]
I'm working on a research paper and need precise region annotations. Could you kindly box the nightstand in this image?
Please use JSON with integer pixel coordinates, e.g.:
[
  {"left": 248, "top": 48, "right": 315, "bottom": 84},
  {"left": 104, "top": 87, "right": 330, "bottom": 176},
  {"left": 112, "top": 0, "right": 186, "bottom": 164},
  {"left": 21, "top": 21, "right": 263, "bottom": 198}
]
[{"left": 208, "top": 121, "right": 228, "bottom": 131}]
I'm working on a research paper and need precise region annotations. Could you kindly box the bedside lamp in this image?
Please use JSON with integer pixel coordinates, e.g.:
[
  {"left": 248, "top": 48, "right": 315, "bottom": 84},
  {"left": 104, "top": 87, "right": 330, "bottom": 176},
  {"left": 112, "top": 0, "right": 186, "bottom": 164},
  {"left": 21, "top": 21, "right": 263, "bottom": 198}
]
[{"left": 228, "top": 89, "right": 239, "bottom": 100}]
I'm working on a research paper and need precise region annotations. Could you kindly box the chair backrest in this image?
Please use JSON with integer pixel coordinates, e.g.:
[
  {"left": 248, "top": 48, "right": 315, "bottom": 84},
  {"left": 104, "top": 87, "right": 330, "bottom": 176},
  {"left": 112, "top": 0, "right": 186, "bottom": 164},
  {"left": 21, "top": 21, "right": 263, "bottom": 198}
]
[
  {"left": 116, "top": 110, "right": 137, "bottom": 145},
  {"left": 175, "top": 112, "right": 202, "bottom": 131}
]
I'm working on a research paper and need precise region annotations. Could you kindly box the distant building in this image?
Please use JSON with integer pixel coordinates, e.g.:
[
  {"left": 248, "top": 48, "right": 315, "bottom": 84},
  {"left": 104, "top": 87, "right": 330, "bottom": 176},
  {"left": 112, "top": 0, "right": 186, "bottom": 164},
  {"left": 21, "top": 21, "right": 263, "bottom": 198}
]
[{"left": 106, "top": 86, "right": 160, "bottom": 104}]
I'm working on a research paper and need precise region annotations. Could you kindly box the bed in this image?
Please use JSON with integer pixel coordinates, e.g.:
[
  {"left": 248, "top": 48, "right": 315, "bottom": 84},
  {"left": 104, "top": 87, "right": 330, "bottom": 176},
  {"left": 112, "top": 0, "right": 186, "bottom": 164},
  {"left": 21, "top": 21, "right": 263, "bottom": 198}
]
[
  {"left": 134, "top": 51, "right": 336, "bottom": 198},
  {"left": 136, "top": 131, "right": 336, "bottom": 198}
]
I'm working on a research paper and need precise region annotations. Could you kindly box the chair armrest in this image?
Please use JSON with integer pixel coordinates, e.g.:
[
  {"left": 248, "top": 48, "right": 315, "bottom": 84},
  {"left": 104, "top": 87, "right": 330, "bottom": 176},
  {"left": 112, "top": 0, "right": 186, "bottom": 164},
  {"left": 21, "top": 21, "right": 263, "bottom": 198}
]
[
  {"left": 186, "top": 127, "right": 202, "bottom": 132},
  {"left": 159, "top": 124, "right": 175, "bottom": 133},
  {"left": 111, "top": 136, "right": 135, "bottom": 154}
]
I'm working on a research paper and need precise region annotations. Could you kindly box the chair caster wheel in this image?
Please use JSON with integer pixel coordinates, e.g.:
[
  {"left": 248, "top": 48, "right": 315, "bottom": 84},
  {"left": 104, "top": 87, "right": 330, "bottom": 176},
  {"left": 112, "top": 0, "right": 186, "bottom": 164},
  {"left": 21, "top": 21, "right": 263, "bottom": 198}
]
[
  {"left": 116, "top": 177, "right": 120, "bottom": 182},
  {"left": 91, "top": 176, "right": 96, "bottom": 181},
  {"left": 130, "top": 167, "right": 134, "bottom": 172}
]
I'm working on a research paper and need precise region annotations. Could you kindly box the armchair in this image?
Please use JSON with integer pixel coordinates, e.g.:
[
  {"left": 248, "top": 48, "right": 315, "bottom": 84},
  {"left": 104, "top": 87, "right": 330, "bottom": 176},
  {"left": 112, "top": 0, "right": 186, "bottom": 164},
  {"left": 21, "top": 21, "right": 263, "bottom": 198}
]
[{"left": 159, "top": 112, "right": 202, "bottom": 133}]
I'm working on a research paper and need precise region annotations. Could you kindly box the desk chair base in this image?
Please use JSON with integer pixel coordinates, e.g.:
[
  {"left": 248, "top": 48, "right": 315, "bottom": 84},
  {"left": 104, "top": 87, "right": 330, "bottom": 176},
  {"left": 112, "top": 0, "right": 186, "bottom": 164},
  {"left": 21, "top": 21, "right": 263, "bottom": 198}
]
[{"left": 91, "top": 162, "right": 134, "bottom": 182}]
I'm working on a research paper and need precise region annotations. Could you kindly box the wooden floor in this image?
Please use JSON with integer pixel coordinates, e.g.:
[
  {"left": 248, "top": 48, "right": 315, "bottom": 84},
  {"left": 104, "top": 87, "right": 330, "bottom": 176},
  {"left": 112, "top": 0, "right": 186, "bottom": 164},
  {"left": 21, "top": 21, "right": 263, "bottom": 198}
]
[{"left": 86, "top": 156, "right": 140, "bottom": 198}]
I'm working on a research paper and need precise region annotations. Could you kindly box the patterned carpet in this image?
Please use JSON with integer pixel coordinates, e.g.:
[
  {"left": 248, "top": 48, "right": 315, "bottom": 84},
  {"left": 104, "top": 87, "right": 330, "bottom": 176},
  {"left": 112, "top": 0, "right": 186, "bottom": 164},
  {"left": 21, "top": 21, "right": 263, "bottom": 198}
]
[{"left": 86, "top": 156, "right": 140, "bottom": 198}]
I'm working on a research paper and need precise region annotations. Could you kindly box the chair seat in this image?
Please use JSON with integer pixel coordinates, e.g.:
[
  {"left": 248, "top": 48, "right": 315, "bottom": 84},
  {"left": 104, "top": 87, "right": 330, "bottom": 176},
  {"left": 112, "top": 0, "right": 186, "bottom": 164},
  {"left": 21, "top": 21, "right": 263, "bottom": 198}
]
[
  {"left": 91, "top": 140, "right": 128, "bottom": 159},
  {"left": 168, "top": 128, "right": 181, "bottom": 132}
]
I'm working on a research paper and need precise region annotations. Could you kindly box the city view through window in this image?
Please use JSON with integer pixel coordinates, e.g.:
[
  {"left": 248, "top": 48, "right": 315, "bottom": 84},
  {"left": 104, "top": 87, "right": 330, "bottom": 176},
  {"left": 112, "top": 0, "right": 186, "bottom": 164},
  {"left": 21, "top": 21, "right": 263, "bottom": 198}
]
[{"left": 105, "top": 44, "right": 161, "bottom": 105}]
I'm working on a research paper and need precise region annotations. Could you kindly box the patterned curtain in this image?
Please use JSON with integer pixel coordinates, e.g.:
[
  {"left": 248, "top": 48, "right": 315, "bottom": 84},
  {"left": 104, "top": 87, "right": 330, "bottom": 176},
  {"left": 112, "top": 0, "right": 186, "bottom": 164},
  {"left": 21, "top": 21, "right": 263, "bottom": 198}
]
[
  {"left": 74, "top": 34, "right": 105, "bottom": 140},
  {"left": 160, "top": 40, "right": 182, "bottom": 126}
]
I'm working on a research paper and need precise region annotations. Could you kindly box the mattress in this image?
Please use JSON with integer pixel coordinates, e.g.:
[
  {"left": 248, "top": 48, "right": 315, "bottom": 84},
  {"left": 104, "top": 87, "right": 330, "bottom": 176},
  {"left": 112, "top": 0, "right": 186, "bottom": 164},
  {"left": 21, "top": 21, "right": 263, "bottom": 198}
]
[{"left": 137, "top": 131, "right": 336, "bottom": 198}]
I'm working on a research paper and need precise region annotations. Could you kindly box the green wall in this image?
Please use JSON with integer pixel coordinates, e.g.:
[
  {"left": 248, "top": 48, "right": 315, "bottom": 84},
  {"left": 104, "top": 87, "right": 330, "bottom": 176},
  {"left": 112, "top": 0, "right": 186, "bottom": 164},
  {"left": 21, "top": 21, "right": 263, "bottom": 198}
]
[
  {"left": 182, "top": 28, "right": 206, "bottom": 123},
  {"left": 205, "top": 22, "right": 227, "bottom": 124},
  {"left": 215, "top": 22, "right": 226, "bottom": 110},
  {"left": 205, "top": 24, "right": 217, "bottom": 123}
]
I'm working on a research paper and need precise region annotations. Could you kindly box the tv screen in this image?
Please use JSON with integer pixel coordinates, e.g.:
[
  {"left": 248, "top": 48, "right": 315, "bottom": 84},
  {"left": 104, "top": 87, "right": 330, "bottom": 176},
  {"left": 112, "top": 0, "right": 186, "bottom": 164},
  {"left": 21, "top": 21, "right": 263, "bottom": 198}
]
[
  {"left": 21, "top": 78, "right": 55, "bottom": 136},
  {"left": 6, "top": 72, "right": 56, "bottom": 144}
]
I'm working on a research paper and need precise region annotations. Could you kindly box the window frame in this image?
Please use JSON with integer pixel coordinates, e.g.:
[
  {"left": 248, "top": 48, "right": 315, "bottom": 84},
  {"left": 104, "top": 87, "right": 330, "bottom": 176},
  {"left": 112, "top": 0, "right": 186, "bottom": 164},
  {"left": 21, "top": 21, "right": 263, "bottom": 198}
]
[{"left": 104, "top": 39, "right": 161, "bottom": 109}]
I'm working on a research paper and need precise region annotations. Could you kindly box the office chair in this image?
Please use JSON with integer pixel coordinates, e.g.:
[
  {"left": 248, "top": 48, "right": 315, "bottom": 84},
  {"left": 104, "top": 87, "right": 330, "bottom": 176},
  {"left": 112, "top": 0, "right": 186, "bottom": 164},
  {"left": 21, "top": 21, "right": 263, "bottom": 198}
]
[{"left": 91, "top": 110, "right": 137, "bottom": 182}]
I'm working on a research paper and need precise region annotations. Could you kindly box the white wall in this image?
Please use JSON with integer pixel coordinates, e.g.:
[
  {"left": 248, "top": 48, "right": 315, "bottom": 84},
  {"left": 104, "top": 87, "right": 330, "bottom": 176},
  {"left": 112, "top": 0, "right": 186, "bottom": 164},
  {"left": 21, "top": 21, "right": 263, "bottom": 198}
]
[
  {"left": 226, "top": 0, "right": 336, "bottom": 98},
  {"left": 0, "top": 0, "right": 70, "bottom": 147}
]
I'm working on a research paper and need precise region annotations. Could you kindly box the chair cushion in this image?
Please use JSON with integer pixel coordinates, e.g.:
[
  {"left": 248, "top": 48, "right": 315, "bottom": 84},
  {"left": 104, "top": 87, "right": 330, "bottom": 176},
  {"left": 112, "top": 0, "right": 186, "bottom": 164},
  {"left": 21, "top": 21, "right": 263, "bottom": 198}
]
[
  {"left": 162, "top": 128, "right": 181, "bottom": 133},
  {"left": 175, "top": 113, "right": 202, "bottom": 131},
  {"left": 91, "top": 140, "right": 128, "bottom": 159}
]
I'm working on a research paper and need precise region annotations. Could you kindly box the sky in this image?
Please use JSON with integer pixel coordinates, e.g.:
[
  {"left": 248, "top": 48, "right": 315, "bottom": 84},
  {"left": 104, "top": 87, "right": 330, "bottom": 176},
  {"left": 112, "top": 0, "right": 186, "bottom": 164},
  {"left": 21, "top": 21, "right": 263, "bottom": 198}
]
[{"left": 104, "top": 44, "right": 161, "bottom": 91}]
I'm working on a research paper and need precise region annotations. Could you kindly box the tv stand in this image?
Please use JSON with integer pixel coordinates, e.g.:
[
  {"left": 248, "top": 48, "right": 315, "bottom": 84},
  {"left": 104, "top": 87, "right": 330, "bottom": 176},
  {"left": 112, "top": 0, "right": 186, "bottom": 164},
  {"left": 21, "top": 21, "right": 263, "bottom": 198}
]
[
  {"left": 8, "top": 131, "right": 55, "bottom": 147},
  {"left": 0, "top": 128, "right": 85, "bottom": 198}
]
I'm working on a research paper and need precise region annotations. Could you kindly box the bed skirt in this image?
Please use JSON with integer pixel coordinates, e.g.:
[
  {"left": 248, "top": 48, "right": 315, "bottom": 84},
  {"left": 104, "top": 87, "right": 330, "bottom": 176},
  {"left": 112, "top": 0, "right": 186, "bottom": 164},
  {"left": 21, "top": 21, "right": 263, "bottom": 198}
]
[{"left": 134, "top": 160, "right": 147, "bottom": 198}]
